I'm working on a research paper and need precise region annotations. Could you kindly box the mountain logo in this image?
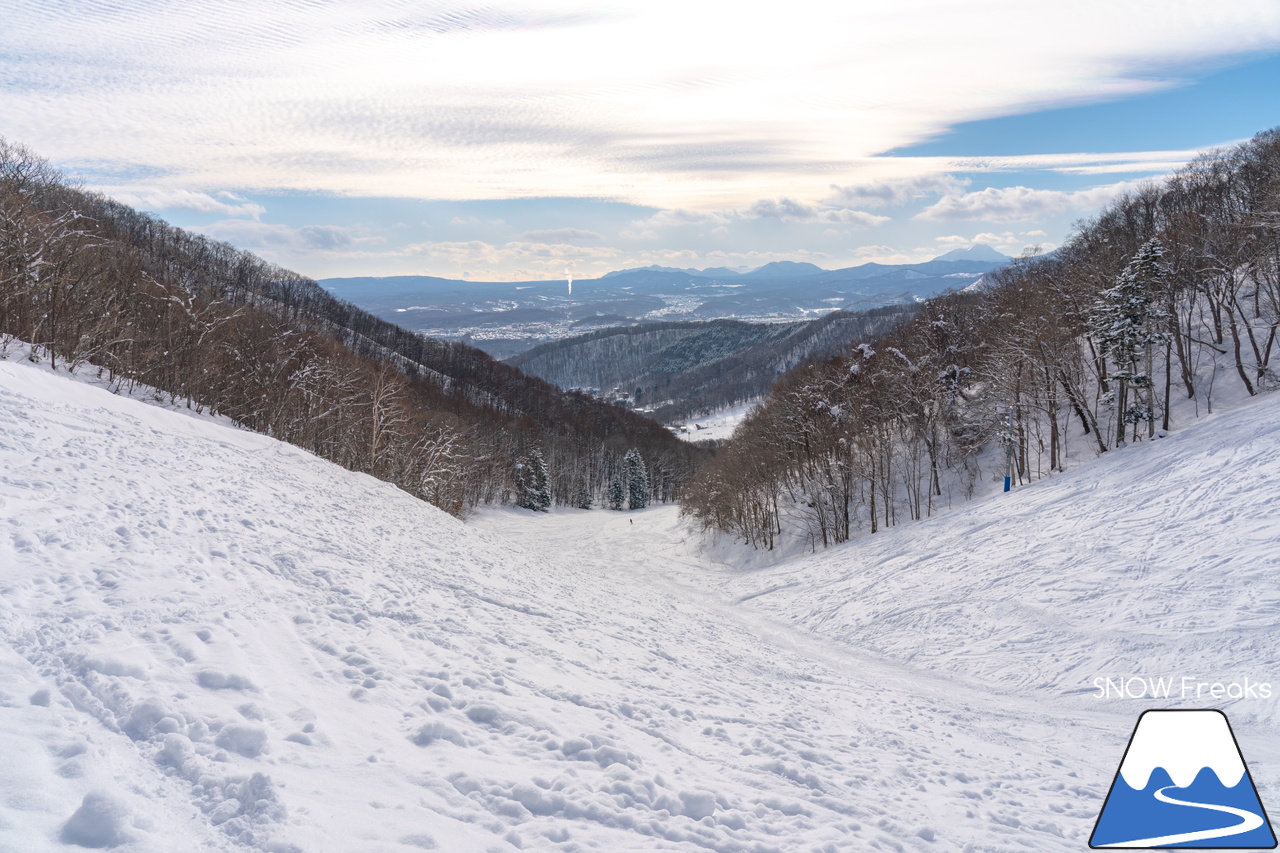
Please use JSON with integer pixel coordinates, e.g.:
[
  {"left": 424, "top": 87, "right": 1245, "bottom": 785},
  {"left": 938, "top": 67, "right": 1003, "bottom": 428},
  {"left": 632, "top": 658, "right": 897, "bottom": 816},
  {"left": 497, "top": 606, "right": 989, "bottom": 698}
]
[{"left": 1090, "top": 710, "right": 1276, "bottom": 848}]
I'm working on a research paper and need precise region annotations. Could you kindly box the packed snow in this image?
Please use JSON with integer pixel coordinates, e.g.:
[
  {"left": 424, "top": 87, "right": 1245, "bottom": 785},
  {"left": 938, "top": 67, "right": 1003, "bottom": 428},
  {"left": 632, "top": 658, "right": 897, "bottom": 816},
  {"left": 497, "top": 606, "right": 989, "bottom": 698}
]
[
  {"left": 675, "top": 403, "right": 757, "bottom": 443},
  {"left": 2, "top": 351, "right": 1278, "bottom": 852}
]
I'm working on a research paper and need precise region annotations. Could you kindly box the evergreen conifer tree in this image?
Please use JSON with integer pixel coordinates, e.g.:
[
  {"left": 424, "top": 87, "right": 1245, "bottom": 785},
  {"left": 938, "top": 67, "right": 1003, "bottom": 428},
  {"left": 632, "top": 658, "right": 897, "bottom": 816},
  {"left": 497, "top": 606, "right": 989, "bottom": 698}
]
[
  {"left": 1090, "top": 239, "right": 1171, "bottom": 441},
  {"left": 623, "top": 448, "right": 649, "bottom": 510},
  {"left": 515, "top": 449, "right": 551, "bottom": 511},
  {"left": 608, "top": 474, "right": 626, "bottom": 510}
]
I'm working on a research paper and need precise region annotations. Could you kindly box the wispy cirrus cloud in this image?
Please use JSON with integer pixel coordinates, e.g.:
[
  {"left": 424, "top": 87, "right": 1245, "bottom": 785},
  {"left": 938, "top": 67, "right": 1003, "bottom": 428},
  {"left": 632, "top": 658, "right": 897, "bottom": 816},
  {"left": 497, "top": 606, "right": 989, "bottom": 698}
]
[
  {"left": 949, "top": 149, "right": 1208, "bottom": 176},
  {"left": 6, "top": 0, "right": 1277, "bottom": 211},
  {"left": 16, "top": 2, "right": 1278, "bottom": 280},
  {"left": 103, "top": 188, "right": 266, "bottom": 219},
  {"left": 194, "top": 220, "right": 358, "bottom": 251}
]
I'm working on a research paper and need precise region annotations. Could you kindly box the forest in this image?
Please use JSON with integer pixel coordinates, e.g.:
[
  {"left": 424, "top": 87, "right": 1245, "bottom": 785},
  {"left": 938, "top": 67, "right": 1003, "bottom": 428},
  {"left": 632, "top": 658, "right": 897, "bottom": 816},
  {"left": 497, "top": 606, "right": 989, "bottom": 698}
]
[
  {"left": 0, "top": 139, "right": 706, "bottom": 517},
  {"left": 509, "top": 306, "right": 916, "bottom": 422},
  {"left": 682, "top": 128, "right": 1280, "bottom": 550}
]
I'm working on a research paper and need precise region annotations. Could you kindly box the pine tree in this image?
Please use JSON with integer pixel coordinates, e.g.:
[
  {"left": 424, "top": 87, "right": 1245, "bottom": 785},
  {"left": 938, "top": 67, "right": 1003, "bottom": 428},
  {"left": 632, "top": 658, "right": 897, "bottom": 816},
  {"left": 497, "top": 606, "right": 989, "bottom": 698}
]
[
  {"left": 608, "top": 474, "right": 625, "bottom": 511},
  {"left": 623, "top": 448, "right": 649, "bottom": 510},
  {"left": 1090, "top": 239, "right": 1170, "bottom": 442},
  {"left": 515, "top": 449, "right": 551, "bottom": 511},
  {"left": 574, "top": 481, "right": 593, "bottom": 510}
]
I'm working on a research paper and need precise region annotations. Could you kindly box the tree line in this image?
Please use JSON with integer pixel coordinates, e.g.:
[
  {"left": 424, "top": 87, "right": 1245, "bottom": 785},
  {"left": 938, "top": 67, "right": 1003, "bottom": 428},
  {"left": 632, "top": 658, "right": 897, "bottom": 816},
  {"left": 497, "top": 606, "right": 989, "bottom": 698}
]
[
  {"left": 682, "top": 128, "right": 1280, "bottom": 549},
  {"left": 0, "top": 138, "right": 707, "bottom": 516}
]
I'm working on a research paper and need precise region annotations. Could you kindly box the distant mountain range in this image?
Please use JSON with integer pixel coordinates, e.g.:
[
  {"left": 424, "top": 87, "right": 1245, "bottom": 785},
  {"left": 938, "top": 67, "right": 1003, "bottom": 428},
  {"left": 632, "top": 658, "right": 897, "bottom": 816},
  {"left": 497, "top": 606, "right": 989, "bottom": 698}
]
[
  {"left": 321, "top": 247, "right": 1010, "bottom": 359},
  {"left": 601, "top": 246, "right": 1009, "bottom": 281},
  {"left": 602, "top": 260, "right": 829, "bottom": 279}
]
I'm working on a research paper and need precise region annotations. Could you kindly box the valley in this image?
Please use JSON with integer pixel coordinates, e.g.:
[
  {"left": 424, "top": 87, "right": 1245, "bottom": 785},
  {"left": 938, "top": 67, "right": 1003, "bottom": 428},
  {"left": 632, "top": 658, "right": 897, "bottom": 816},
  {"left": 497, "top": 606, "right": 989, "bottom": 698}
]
[
  {"left": 3, "top": 347, "right": 1277, "bottom": 852},
  {"left": 320, "top": 248, "right": 1008, "bottom": 360}
]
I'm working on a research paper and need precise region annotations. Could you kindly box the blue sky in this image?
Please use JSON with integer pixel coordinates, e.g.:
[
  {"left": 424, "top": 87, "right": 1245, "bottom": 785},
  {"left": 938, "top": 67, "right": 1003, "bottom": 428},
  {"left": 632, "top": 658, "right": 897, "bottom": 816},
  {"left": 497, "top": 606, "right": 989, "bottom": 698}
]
[
  {"left": 4, "top": 1, "right": 1279, "bottom": 281},
  {"left": 893, "top": 52, "right": 1280, "bottom": 157}
]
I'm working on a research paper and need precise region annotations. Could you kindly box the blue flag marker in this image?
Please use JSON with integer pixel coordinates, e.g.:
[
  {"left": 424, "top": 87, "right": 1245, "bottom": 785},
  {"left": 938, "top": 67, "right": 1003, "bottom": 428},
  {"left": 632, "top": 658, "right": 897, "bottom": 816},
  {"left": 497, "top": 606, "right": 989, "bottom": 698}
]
[{"left": 1091, "top": 710, "right": 1276, "bottom": 848}]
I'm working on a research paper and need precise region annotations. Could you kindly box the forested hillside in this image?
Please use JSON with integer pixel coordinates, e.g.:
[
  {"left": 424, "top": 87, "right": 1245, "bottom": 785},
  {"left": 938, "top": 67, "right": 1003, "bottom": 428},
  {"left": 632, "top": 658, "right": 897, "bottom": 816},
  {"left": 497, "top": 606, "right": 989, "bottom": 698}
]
[
  {"left": 0, "top": 139, "right": 705, "bottom": 515},
  {"left": 683, "top": 128, "right": 1280, "bottom": 549},
  {"left": 509, "top": 307, "right": 914, "bottom": 422}
]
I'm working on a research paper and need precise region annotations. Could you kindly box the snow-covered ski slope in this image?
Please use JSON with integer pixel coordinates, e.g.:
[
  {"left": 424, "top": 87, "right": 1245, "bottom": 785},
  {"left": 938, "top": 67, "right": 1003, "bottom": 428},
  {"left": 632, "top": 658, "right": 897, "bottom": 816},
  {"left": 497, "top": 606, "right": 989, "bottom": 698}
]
[
  {"left": 694, "top": 396, "right": 1280, "bottom": 708},
  {"left": 2, "top": 353, "right": 1278, "bottom": 852}
]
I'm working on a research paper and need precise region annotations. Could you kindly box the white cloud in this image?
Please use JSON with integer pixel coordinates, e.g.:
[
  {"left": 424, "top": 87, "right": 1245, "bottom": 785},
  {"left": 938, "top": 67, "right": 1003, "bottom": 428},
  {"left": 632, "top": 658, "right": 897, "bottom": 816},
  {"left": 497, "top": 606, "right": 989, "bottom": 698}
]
[
  {"left": 296, "top": 225, "right": 356, "bottom": 250},
  {"left": 742, "top": 198, "right": 889, "bottom": 228},
  {"left": 632, "top": 209, "right": 730, "bottom": 230},
  {"left": 949, "top": 149, "right": 1207, "bottom": 177},
  {"left": 744, "top": 198, "right": 818, "bottom": 220},
  {"left": 828, "top": 174, "right": 969, "bottom": 208},
  {"left": 357, "top": 239, "right": 631, "bottom": 278},
  {"left": 851, "top": 245, "right": 925, "bottom": 265},
  {"left": 504, "top": 241, "right": 620, "bottom": 260},
  {"left": 644, "top": 248, "right": 703, "bottom": 264},
  {"left": 513, "top": 228, "right": 604, "bottom": 242},
  {"left": 194, "top": 220, "right": 354, "bottom": 251},
  {"left": 818, "top": 209, "right": 890, "bottom": 228},
  {"left": 13, "top": 1, "right": 1274, "bottom": 210},
  {"left": 103, "top": 188, "right": 265, "bottom": 219},
  {"left": 915, "top": 182, "right": 1143, "bottom": 222},
  {"left": 403, "top": 240, "right": 502, "bottom": 266},
  {"left": 932, "top": 231, "right": 1054, "bottom": 255}
]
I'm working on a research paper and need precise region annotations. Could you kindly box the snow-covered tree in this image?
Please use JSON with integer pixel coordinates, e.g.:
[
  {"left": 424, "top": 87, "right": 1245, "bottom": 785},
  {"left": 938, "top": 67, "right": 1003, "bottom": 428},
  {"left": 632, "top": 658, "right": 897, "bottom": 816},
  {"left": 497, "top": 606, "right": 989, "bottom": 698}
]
[
  {"left": 515, "top": 449, "right": 551, "bottom": 511},
  {"left": 607, "top": 474, "right": 625, "bottom": 511},
  {"left": 624, "top": 448, "right": 649, "bottom": 510},
  {"left": 573, "top": 481, "right": 593, "bottom": 510},
  {"left": 1091, "top": 239, "right": 1171, "bottom": 441}
]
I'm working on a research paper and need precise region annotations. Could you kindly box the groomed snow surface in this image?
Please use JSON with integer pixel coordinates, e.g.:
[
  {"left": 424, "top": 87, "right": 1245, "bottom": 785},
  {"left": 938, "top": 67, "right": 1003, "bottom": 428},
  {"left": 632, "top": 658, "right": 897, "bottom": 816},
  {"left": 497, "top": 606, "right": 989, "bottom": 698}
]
[
  {"left": 2, "top": 352, "right": 1278, "bottom": 852},
  {"left": 674, "top": 403, "right": 756, "bottom": 443}
]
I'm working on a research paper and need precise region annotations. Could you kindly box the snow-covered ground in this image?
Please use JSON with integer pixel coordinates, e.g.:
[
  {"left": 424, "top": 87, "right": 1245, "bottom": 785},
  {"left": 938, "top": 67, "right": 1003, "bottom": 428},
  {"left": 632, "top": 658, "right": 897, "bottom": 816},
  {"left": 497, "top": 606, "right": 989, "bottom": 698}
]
[
  {"left": 674, "top": 403, "right": 757, "bottom": 443},
  {"left": 2, "top": 352, "right": 1278, "bottom": 852}
]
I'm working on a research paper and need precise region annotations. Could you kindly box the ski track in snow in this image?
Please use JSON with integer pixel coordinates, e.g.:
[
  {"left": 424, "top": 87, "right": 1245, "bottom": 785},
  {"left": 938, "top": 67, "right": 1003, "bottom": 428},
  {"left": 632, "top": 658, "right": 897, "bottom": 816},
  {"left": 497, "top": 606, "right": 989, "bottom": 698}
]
[{"left": 1, "top": 353, "right": 1278, "bottom": 851}]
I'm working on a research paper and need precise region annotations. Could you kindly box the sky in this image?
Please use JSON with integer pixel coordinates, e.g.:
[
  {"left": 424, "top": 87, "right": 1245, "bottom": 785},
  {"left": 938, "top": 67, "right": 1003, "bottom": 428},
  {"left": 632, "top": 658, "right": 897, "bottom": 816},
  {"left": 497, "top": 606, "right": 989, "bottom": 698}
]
[{"left": 4, "top": 0, "right": 1280, "bottom": 281}]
